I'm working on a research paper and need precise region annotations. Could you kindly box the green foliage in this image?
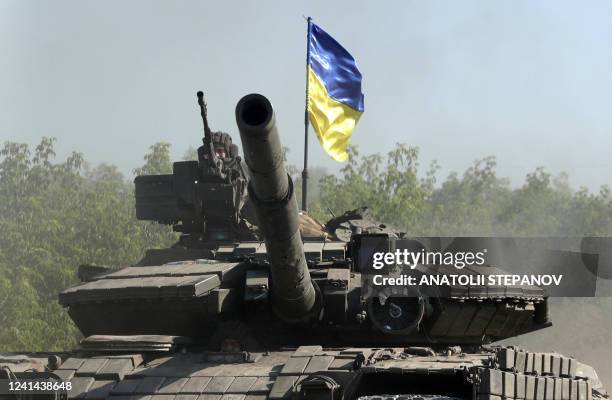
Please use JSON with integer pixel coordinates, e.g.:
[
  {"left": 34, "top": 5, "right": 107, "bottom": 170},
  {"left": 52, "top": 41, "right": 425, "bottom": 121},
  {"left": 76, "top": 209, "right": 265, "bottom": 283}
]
[
  {"left": 308, "top": 145, "right": 612, "bottom": 236},
  {"left": 0, "top": 138, "right": 177, "bottom": 351},
  {"left": 182, "top": 146, "right": 198, "bottom": 161},
  {"left": 310, "top": 145, "right": 428, "bottom": 230},
  {"left": 2, "top": 137, "right": 612, "bottom": 351},
  {"left": 133, "top": 142, "right": 173, "bottom": 176}
]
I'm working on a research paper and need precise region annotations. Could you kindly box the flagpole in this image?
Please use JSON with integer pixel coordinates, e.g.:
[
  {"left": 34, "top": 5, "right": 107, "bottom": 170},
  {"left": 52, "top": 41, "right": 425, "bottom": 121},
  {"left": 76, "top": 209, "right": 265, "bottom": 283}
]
[{"left": 301, "top": 16, "right": 312, "bottom": 212}]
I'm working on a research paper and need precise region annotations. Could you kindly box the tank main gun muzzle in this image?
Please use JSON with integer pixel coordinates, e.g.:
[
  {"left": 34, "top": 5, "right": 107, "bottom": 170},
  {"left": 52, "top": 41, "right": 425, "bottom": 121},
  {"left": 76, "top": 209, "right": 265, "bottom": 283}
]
[{"left": 235, "top": 93, "right": 319, "bottom": 322}]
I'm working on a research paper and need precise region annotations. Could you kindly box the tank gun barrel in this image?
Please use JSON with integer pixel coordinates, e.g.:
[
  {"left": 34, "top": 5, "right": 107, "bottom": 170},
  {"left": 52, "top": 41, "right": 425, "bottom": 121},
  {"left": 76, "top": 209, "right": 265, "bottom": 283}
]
[{"left": 235, "top": 93, "right": 318, "bottom": 322}]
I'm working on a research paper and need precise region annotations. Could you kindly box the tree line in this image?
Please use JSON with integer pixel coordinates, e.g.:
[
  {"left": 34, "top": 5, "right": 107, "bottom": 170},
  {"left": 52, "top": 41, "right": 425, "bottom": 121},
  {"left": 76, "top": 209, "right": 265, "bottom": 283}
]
[{"left": 1, "top": 138, "right": 612, "bottom": 351}]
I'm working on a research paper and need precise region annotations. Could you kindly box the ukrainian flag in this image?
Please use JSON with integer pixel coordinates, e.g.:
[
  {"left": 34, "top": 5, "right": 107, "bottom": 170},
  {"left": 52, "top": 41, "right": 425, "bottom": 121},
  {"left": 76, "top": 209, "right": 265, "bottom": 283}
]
[{"left": 308, "top": 22, "right": 364, "bottom": 162}]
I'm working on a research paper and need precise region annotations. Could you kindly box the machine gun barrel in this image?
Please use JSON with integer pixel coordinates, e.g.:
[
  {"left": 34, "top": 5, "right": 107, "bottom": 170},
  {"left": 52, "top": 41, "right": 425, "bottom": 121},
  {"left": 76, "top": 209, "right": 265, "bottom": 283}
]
[
  {"left": 197, "top": 91, "right": 224, "bottom": 178},
  {"left": 235, "top": 93, "right": 318, "bottom": 322}
]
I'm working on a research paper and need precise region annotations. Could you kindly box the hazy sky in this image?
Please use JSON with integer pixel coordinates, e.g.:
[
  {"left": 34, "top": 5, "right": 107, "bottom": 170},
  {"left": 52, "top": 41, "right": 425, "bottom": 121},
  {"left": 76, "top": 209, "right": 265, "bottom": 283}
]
[{"left": 2, "top": 0, "right": 612, "bottom": 189}]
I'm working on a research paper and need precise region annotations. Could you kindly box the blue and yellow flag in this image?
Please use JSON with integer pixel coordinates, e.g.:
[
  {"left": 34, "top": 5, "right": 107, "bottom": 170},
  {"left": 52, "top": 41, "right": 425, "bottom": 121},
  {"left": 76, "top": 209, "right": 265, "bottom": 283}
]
[{"left": 308, "top": 22, "right": 364, "bottom": 162}]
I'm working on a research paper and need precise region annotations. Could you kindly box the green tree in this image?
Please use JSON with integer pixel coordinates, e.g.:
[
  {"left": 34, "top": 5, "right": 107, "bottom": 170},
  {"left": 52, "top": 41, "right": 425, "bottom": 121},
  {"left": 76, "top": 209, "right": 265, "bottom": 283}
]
[
  {"left": 182, "top": 145, "right": 198, "bottom": 161},
  {"left": 0, "top": 138, "right": 177, "bottom": 351},
  {"left": 133, "top": 142, "right": 173, "bottom": 175},
  {"left": 310, "top": 144, "right": 428, "bottom": 231},
  {"left": 3, "top": 138, "right": 612, "bottom": 351},
  {"left": 310, "top": 144, "right": 612, "bottom": 237}
]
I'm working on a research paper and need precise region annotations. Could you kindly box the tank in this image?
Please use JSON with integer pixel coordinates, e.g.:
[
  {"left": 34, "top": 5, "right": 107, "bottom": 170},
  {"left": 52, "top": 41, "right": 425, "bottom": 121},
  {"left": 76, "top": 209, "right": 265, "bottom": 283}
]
[{"left": 0, "top": 93, "right": 608, "bottom": 400}]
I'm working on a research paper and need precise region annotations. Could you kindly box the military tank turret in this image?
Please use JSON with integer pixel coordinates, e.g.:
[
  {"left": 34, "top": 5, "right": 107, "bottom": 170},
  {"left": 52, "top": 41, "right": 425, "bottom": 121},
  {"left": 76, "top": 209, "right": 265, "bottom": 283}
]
[{"left": 1, "top": 93, "right": 607, "bottom": 400}]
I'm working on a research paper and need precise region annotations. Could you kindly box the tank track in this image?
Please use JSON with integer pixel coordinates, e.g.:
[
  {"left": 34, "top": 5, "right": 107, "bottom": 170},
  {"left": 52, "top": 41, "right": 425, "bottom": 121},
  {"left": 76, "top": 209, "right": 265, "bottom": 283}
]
[{"left": 476, "top": 348, "right": 605, "bottom": 400}]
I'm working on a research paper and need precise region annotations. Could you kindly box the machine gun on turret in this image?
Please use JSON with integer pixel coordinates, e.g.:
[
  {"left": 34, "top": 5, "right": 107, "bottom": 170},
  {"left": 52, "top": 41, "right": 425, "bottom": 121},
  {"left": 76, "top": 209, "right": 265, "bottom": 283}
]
[
  {"left": 134, "top": 91, "right": 254, "bottom": 242},
  {"left": 197, "top": 91, "right": 226, "bottom": 181}
]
